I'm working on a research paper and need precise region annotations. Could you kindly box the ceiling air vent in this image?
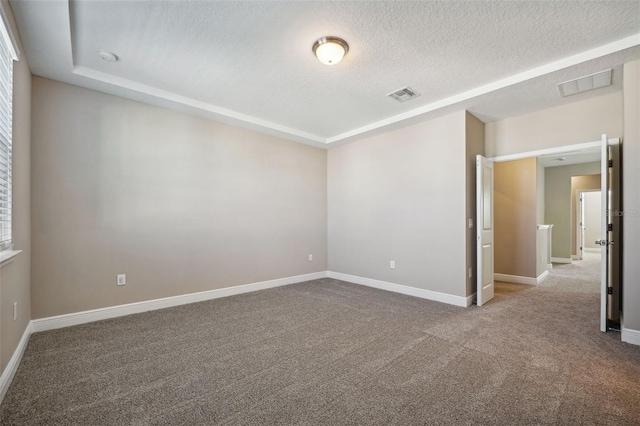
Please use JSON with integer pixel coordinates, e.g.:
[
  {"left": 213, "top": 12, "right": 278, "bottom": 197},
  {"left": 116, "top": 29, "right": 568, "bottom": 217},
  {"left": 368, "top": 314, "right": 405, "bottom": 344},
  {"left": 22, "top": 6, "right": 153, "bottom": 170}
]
[
  {"left": 558, "top": 69, "right": 612, "bottom": 97},
  {"left": 387, "top": 87, "right": 420, "bottom": 102}
]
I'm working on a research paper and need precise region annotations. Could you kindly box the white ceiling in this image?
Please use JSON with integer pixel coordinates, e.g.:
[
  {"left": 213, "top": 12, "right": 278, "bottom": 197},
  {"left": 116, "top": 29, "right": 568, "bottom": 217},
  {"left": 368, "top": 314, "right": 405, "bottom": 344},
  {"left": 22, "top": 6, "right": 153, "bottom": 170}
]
[{"left": 9, "top": 0, "right": 640, "bottom": 148}]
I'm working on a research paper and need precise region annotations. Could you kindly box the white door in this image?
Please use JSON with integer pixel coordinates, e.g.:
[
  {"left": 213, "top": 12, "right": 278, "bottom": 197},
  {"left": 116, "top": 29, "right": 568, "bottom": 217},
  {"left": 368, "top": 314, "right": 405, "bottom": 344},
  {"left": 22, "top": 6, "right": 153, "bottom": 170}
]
[
  {"left": 579, "top": 195, "right": 585, "bottom": 260},
  {"left": 599, "top": 135, "right": 609, "bottom": 332},
  {"left": 598, "top": 134, "right": 622, "bottom": 332},
  {"left": 476, "top": 155, "right": 494, "bottom": 306}
]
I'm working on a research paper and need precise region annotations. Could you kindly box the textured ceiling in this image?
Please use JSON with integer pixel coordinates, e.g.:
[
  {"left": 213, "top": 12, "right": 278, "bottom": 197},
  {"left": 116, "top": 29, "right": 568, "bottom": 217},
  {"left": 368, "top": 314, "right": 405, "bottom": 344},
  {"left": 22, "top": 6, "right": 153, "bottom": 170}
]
[{"left": 10, "top": 0, "right": 640, "bottom": 147}]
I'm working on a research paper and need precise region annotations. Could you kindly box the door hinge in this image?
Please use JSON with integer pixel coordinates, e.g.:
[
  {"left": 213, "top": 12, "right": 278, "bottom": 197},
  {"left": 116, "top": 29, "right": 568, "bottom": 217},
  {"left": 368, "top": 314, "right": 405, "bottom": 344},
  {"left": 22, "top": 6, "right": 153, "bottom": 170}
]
[
  {"left": 607, "top": 287, "right": 613, "bottom": 295},
  {"left": 580, "top": 247, "right": 582, "bottom": 250},
  {"left": 609, "top": 159, "right": 613, "bottom": 168},
  {"left": 608, "top": 224, "right": 613, "bottom": 232}
]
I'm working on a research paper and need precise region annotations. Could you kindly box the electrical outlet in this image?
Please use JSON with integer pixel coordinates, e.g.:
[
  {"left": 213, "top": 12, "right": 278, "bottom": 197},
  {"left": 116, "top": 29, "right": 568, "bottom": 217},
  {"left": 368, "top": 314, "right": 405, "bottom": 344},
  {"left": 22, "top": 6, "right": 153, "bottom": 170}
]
[
  {"left": 117, "top": 274, "right": 126, "bottom": 286},
  {"left": 308, "top": 254, "right": 313, "bottom": 262},
  {"left": 13, "top": 302, "right": 17, "bottom": 321},
  {"left": 468, "top": 219, "right": 474, "bottom": 229},
  {"left": 390, "top": 260, "right": 395, "bottom": 269}
]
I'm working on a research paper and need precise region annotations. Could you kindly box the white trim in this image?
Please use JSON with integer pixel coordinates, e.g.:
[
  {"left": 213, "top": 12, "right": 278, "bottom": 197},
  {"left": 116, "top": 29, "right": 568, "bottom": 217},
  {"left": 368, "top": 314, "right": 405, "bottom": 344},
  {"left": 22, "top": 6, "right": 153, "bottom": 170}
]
[
  {"left": 584, "top": 248, "right": 600, "bottom": 253},
  {"left": 547, "top": 263, "right": 553, "bottom": 270},
  {"left": 490, "top": 141, "right": 601, "bottom": 163},
  {"left": 537, "top": 270, "right": 549, "bottom": 284},
  {"left": 571, "top": 255, "right": 581, "bottom": 260},
  {"left": 0, "top": 250, "right": 21, "bottom": 267},
  {"left": 551, "top": 257, "right": 572, "bottom": 264},
  {"left": 327, "top": 271, "right": 471, "bottom": 307},
  {"left": 621, "top": 328, "right": 640, "bottom": 346},
  {"left": 0, "top": 322, "right": 31, "bottom": 403},
  {"left": 31, "top": 271, "right": 327, "bottom": 332},
  {"left": 494, "top": 273, "right": 538, "bottom": 286}
]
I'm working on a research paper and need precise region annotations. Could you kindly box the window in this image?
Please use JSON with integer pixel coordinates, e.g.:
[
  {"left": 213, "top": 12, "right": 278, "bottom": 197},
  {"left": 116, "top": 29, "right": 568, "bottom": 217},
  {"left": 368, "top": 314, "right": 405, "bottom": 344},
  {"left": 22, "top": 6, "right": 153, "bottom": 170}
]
[{"left": 0, "top": 11, "right": 18, "bottom": 252}]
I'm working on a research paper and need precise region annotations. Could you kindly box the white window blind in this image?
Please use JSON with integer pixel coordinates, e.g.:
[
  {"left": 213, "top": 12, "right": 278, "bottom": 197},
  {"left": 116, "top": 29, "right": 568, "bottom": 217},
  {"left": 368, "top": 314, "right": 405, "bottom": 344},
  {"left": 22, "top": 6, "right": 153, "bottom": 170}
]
[{"left": 0, "top": 16, "right": 14, "bottom": 251}]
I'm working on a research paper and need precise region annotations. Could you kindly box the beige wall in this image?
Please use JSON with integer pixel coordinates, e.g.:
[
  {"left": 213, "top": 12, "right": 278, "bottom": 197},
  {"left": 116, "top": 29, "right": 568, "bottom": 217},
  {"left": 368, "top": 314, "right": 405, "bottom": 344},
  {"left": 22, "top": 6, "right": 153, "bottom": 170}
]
[
  {"left": 536, "top": 159, "right": 545, "bottom": 224},
  {"left": 328, "top": 110, "right": 471, "bottom": 298},
  {"left": 465, "top": 112, "right": 485, "bottom": 296},
  {"left": 544, "top": 162, "right": 600, "bottom": 260},
  {"left": 31, "top": 77, "right": 327, "bottom": 319},
  {"left": 623, "top": 60, "right": 640, "bottom": 332},
  {"left": 0, "top": 1, "right": 31, "bottom": 373},
  {"left": 494, "top": 158, "right": 537, "bottom": 278},
  {"left": 485, "top": 92, "right": 623, "bottom": 157},
  {"left": 570, "top": 174, "right": 601, "bottom": 256}
]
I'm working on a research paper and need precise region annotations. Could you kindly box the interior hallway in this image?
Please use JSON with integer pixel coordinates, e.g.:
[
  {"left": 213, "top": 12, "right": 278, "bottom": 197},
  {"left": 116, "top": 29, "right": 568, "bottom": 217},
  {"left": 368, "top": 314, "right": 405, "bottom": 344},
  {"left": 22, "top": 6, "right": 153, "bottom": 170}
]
[{"left": 540, "top": 252, "right": 601, "bottom": 293}]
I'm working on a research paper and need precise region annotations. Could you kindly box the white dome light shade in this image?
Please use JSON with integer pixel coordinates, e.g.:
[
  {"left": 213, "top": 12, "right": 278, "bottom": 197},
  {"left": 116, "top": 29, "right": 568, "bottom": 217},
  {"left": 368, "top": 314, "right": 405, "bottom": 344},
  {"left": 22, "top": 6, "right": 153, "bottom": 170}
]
[{"left": 312, "top": 37, "right": 349, "bottom": 66}]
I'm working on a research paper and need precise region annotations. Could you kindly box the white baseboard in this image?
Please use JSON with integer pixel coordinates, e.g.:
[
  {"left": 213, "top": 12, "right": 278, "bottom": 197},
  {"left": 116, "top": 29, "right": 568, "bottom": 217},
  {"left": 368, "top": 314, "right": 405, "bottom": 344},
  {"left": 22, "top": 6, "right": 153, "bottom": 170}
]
[
  {"left": 0, "top": 322, "right": 31, "bottom": 403},
  {"left": 537, "top": 270, "right": 549, "bottom": 284},
  {"left": 551, "top": 257, "right": 572, "bottom": 264},
  {"left": 584, "top": 248, "right": 600, "bottom": 253},
  {"left": 494, "top": 273, "right": 538, "bottom": 286},
  {"left": 31, "top": 271, "right": 327, "bottom": 333},
  {"left": 547, "top": 263, "right": 553, "bottom": 270},
  {"left": 621, "top": 328, "right": 640, "bottom": 346},
  {"left": 571, "top": 255, "right": 580, "bottom": 260},
  {"left": 327, "top": 271, "right": 471, "bottom": 307},
  {"left": 466, "top": 292, "right": 477, "bottom": 307}
]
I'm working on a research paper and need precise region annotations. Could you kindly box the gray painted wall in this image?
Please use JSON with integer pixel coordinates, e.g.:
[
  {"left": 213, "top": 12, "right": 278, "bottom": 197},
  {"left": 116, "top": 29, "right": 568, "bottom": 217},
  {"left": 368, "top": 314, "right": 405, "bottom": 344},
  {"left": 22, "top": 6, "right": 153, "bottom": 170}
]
[
  {"left": 623, "top": 60, "right": 640, "bottom": 332},
  {"left": 0, "top": 0, "right": 31, "bottom": 374},
  {"left": 328, "top": 111, "right": 470, "bottom": 298},
  {"left": 31, "top": 77, "right": 327, "bottom": 319},
  {"left": 544, "top": 163, "right": 600, "bottom": 260}
]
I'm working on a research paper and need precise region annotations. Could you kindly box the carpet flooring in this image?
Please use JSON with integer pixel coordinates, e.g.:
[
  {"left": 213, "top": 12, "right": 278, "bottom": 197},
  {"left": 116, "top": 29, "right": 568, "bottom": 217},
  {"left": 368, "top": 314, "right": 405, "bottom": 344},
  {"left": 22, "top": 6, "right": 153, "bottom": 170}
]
[
  {"left": 540, "top": 252, "right": 601, "bottom": 293},
  {"left": 2, "top": 266, "right": 640, "bottom": 424}
]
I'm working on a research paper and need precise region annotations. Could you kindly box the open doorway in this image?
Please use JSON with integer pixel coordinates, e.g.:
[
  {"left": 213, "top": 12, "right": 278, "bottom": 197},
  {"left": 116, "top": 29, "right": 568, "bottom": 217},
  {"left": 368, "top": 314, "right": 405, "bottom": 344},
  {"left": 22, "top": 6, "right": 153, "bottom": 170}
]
[
  {"left": 488, "top": 151, "right": 602, "bottom": 287},
  {"left": 476, "top": 136, "right": 620, "bottom": 332}
]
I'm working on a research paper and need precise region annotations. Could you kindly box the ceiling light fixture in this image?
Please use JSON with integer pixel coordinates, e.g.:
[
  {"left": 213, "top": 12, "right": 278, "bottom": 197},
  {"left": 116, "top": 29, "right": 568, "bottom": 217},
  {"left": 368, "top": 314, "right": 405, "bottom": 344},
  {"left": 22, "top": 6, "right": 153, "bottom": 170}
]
[{"left": 312, "top": 37, "right": 348, "bottom": 66}]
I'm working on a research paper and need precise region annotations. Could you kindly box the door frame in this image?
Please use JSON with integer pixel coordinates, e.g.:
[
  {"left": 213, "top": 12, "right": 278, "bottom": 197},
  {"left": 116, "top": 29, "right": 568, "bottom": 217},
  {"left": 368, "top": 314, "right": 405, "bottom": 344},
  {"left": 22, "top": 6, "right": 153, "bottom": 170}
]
[
  {"left": 488, "top": 140, "right": 602, "bottom": 163},
  {"left": 486, "top": 138, "right": 620, "bottom": 332}
]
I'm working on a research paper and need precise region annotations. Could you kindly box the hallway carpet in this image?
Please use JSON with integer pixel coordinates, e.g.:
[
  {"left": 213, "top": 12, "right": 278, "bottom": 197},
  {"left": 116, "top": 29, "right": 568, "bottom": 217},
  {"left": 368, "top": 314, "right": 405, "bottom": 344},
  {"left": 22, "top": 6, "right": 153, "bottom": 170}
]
[
  {"left": 540, "top": 251, "right": 601, "bottom": 293},
  {"left": 2, "top": 277, "right": 639, "bottom": 425}
]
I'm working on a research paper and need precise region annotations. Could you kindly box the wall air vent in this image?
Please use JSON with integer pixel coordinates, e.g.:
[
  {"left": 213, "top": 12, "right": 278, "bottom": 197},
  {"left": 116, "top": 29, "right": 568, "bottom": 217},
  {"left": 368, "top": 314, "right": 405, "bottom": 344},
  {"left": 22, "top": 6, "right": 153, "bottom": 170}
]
[
  {"left": 558, "top": 69, "right": 612, "bottom": 97},
  {"left": 387, "top": 86, "right": 420, "bottom": 102}
]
